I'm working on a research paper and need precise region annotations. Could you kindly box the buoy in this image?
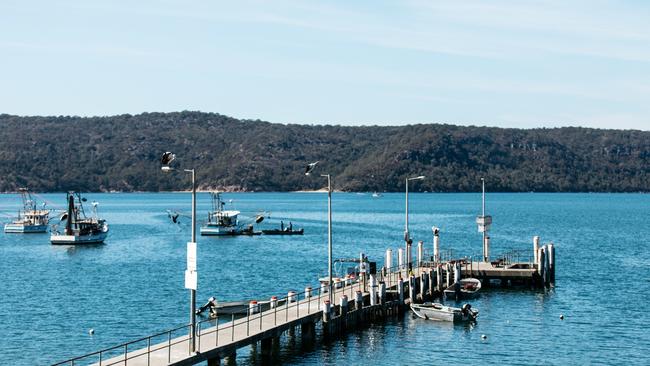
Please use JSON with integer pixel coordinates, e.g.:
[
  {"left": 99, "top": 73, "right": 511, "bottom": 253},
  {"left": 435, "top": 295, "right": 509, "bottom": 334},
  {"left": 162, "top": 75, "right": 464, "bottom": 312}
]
[
  {"left": 89, "top": 328, "right": 95, "bottom": 335},
  {"left": 560, "top": 314, "right": 564, "bottom": 320},
  {"left": 481, "top": 334, "right": 487, "bottom": 340}
]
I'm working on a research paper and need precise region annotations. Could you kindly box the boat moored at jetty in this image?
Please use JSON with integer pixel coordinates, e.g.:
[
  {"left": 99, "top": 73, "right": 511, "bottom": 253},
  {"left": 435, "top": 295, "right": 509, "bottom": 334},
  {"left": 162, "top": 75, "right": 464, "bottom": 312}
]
[
  {"left": 3, "top": 188, "right": 50, "bottom": 233},
  {"left": 410, "top": 302, "right": 478, "bottom": 322},
  {"left": 50, "top": 192, "right": 108, "bottom": 245},
  {"left": 444, "top": 278, "right": 482, "bottom": 300}
]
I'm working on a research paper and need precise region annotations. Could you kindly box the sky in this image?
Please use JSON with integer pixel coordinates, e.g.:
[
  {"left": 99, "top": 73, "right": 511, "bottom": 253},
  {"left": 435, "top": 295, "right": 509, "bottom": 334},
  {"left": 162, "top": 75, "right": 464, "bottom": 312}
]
[{"left": 1, "top": 0, "right": 649, "bottom": 130}]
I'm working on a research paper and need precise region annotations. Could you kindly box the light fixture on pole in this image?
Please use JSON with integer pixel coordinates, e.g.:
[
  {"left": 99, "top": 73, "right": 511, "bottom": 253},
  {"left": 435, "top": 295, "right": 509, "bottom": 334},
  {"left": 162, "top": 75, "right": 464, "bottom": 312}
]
[
  {"left": 305, "top": 161, "right": 333, "bottom": 305},
  {"left": 161, "top": 151, "right": 198, "bottom": 354},
  {"left": 405, "top": 175, "right": 425, "bottom": 270}
]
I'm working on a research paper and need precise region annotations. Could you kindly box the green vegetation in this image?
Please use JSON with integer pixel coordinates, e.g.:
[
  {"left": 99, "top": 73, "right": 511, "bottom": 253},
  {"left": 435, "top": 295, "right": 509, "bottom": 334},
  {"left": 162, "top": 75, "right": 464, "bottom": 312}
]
[{"left": 0, "top": 112, "right": 648, "bottom": 192}]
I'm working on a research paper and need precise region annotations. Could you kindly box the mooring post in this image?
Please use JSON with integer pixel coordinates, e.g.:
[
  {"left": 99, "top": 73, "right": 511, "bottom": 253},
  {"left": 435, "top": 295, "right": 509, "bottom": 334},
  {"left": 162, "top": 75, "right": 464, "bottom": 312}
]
[
  {"left": 433, "top": 227, "right": 440, "bottom": 263},
  {"left": 369, "top": 273, "right": 377, "bottom": 306},
  {"left": 322, "top": 300, "right": 331, "bottom": 322},
  {"left": 408, "top": 275, "right": 416, "bottom": 302},
  {"left": 537, "top": 247, "right": 546, "bottom": 288},
  {"left": 533, "top": 236, "right": 540, "bottom": 266},
  {"left": 548, "top": 243, "right": 555, "bottom": 285},
  {"left": 397, "top": 277, "right": 404, "bottom": 304},
  {"left": 398, "top": 248, "right": 405, "bottom": 271},
  {"left": 428, "top": 269, "right": 434, "bottom": 296},
  {"left": 385, "top": 249, "right": 393, "bottom": 273},
  {"left": 454, "top": 262, "right": 461, "bottom": 300},
  {"left": 379, "top": 281, "right": 386, "bottom": 305},
  {"left": 355, "top": 290, "right": 363, "bottom": 310},
  {"left": 445, "top": 263, "right": 451, "bottom": 288},
  {"left": 436, "top": 265, "right": 443, "bottom": 293},
  {"left": 417, "top": 241, "right": 424, "bottom": 268},
  {"left": 419, "top": 273, "right": 426, "bottom": 300},
  {"left": 224, "top": 352, "right": 236, "bottom": 366},
  {"left": 339, "top": 294, "right": 348, "bottom": 316}
]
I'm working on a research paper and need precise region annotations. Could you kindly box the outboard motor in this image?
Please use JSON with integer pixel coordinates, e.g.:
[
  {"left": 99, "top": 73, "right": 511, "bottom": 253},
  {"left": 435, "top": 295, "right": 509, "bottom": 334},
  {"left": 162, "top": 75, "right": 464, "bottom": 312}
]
[{"left": 196, "top": 296, "right": 217, "bottom": 316}]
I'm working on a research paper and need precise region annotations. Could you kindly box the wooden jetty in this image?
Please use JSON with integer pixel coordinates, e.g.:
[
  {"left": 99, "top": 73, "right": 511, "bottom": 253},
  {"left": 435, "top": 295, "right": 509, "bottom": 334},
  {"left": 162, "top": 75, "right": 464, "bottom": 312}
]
[{"left": 52, "top": 237, "right": 555, "bottom": 366}]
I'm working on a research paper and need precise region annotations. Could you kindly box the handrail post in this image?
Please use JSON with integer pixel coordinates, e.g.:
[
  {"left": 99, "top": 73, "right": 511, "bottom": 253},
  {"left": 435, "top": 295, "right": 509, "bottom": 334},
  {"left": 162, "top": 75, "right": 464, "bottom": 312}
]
[
  {"left": 260, "top": 308, "right": 263, "bottom": 330},
  {"left": 215, "top": 317, "right": 219, "bottom": 347},
  {"left": 168, "top": 331, "right": 171, "bottom": 363},
  {"left": 247, "top": 312, "right": 250, "bottom": 336},
  {"left": 147, "top": 337, "right": 151, "bottom": 366},
  {"left": 231, "top": 314, "right": 235, "bottom": 341},
  {"left": 124, "top": 344, "right": 128, "bottom": 364}
]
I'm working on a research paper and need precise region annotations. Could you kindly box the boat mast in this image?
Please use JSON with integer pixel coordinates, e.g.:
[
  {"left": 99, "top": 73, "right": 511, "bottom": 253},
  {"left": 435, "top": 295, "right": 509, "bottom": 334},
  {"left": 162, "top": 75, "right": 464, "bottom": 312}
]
[{"left": 65, "top": 192, "right": 74, "bottom": 235}]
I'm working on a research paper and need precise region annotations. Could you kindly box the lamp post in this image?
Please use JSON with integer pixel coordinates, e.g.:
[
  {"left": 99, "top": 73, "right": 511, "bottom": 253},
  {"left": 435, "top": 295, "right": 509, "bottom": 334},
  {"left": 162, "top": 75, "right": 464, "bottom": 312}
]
[
  {"left": 305, "top": 162, "right": 333, "bottom": 305},
  {"left": 161, "top": 152, "right": 197, "bottom": 354},
  {"left": 405, "top": 176, "right": 425, "bottom": 269}
]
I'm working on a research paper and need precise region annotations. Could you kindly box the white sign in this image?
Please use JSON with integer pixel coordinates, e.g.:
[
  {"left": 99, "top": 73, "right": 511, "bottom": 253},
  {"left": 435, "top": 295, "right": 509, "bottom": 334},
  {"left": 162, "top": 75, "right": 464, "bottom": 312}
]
[
  {"left": 185, "top": 270, "right": 198, "bottom": 290},
  {"left": 187, "top": 242, "right": 197, "bottom": 271}
]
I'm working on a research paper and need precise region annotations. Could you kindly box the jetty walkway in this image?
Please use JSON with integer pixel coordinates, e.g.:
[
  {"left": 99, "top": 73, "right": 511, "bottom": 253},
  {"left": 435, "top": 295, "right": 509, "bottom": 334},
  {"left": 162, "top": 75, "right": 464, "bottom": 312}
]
[{"left": 53, "top": 240, "right": 555, "bottom": 366}]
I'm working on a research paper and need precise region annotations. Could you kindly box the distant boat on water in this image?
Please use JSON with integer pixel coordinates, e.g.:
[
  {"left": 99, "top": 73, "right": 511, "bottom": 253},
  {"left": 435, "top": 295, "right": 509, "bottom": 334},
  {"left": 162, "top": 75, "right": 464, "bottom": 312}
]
[
  {"left": 372, "top": 192, "right": 383, "bottom": 198},
  {"left": 3, "top": 188, "right": 50, "bottom": 233},
  {"left": 50, "top": 192, "right": 108, "bottom": 245},
  {"left": 200, "top": 192, "right": 262, "bottom": 236}
]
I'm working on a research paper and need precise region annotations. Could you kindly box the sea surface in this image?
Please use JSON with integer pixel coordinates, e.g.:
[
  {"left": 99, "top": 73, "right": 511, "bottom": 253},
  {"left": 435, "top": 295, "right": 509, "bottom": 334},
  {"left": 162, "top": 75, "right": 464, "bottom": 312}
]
[{"left": 0, "top": 192, "right": 649, "bottom": 365}]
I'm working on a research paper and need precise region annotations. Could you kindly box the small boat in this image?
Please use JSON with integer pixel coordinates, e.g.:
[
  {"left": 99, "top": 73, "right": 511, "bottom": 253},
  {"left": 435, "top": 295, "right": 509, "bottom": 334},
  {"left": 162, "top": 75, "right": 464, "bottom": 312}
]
[
  {"left": 371, "top": 192, "right": 382, "bottom": 198},
  {"left": 410, "top": 302, "right": 478, "bottom": 322},
  {"left": 200, "top": 192, "right": 262, "bottom": 236},
  {"left": 262, "top": 221, "right": 303, "bottom": 235},
  {"left": 4, "top": 188, "right": 50, "bottom": 233},
  {"left": 262, "top": 228, "right": 304, "bottom": 235},
  {"left": 50, "top": 192, "right": 108, "bottom": 245},
  {"left": 444, "top": 278, "right": 482, "bottom": 300}
]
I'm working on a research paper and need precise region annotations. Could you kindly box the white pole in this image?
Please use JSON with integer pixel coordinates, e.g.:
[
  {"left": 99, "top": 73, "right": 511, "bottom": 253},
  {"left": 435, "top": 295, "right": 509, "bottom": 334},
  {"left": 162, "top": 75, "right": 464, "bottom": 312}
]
[
  {"left": 385, "top": 249, "right": 393, "bottom": 271},
  {"left": 417, "top": 241, "right": 424, "bottom": 267},
  {"left": 533, "top": 236, "right": 540, "bottom": 265},
  {"left": 190, "top": 169, "right": 196, "bottom": 353},
  {"left": 327, "top": 174, "right": 333, "bottom": 305}
]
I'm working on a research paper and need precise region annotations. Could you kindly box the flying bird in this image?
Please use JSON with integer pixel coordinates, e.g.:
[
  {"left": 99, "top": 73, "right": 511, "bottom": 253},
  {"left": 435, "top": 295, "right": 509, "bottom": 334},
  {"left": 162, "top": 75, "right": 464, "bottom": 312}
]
[
  {"left": 305, "top": 161, "right": 319, "bottom": 176},
  {"left": 161, "top": 152, "right": 176, "bottom": 165}
]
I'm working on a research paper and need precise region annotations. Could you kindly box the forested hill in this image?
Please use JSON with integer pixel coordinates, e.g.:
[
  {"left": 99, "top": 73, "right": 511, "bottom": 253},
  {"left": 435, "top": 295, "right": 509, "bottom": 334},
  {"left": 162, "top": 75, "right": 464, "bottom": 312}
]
[{"left": 0, "top": 112, "right": 648, "bottom": 193}]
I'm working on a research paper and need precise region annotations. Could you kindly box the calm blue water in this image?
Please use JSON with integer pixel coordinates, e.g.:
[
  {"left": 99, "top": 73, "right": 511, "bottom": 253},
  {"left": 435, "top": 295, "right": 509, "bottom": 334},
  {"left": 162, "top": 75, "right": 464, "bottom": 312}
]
[{"left": 0, "top": 192, "right": 649, "bottom": 365}]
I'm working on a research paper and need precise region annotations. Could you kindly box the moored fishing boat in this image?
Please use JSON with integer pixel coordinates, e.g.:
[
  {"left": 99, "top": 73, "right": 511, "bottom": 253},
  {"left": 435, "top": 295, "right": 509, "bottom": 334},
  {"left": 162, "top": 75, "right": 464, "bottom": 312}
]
[
  {"left": 50, "top": 192, "right": 108, "bottom": 245},
  {"left": 444, "top": 278, "right": 482, "bottom": 299},
  {"left": 200, "top": 192, "right": 263, "bottom": 236},
  {"left": 3, "top": 188, "right": 50, "bottom": 233},
  {"left": 410, "top": 302, "right": 478, "bottom": 322}
]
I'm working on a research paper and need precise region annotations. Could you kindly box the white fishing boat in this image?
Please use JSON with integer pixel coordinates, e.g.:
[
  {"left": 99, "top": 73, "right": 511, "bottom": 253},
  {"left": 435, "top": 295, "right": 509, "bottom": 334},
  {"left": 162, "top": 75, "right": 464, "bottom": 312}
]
[
  {"left": 4, "top": 188, "right": 50, "bottom": 233},
  {"left": 410, "top": 302, "right": 478, "bottom": 322},
  {"left": 50, "top": 192, "right": 108, "bottom": 245},
  {"left": 444, "top": 278, "right": 482, "bottom": 300},
  {"left": 200, "top": 192, "right": 262, "bottom": 236}
]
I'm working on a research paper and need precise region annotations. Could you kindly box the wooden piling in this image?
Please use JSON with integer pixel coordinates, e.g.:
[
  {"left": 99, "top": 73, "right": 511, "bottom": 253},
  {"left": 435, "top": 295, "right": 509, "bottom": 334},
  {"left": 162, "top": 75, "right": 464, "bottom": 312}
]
[{"left": 548, "top": 243, "right": 555, "bottom": 284}]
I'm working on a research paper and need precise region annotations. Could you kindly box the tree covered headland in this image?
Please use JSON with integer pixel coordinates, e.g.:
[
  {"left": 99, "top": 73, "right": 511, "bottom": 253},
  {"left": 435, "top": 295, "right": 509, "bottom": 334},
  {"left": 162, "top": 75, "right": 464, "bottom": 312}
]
[{"left": 0, "top": 111, "right": 648, "bottom": 192}]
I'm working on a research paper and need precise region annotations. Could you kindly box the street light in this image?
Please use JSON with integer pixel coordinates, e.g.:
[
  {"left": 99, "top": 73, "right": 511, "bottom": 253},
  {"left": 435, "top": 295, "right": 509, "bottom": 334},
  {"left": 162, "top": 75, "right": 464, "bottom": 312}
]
[
  {"left": 161, "top": 151, "right": 198, "bottom": 354},
  {"left": 305, "top": 161, "right": 333, "bottom": 304},
  {"left": 405, "top": 175, "right": 425, "bottom": 270}
]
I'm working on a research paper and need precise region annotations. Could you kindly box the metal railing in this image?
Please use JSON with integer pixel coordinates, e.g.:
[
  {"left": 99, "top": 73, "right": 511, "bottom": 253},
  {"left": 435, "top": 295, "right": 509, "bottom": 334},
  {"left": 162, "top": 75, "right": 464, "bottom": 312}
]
[{"left": 52, "top": 281, "right": 364, "bottom": 366}]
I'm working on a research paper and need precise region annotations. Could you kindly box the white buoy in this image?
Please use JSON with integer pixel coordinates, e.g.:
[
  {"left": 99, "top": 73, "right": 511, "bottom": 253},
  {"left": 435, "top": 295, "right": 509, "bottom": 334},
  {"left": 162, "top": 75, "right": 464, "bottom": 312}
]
[
  {"left": 88, "top": 328, "right": 94, "bottom": 335},
  {"left": 560, "top": 314, "right": 564, "bottom": 320},
  {"left": 385, "top": 249, "right": 393, "bottom": 271},
  {"left": 481, "top": 334, "right": 487, "bottom": 340}
]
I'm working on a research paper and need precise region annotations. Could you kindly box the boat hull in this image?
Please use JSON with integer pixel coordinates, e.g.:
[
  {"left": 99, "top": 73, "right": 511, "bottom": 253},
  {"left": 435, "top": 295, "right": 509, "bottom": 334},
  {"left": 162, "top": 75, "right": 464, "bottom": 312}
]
[
  {"left": 410, "top": 303, "right": 478, "bottom": 323},
  {"left": 4, "top": 223, "right": 48, "bottom": 233},
  {"left": 261, "top": 229, "right": 304, "bottom": 235},
  {"left": 200, "top": 226, "right": 261, "bottom": 236},
  {"left": 50, "top": 231, "right": 108, "bottom": 245},
  {"left": 444, "top": 278, "right": 482, "bottom": 300}
]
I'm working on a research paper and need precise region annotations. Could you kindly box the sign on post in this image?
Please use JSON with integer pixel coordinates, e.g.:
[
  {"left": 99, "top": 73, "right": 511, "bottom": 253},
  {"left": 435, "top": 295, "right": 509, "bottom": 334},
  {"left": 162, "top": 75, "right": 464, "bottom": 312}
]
[
  {"left": 185, "top": 270, "right": 197, "bottom": 290},
  {"left": 187, "top": 242, "right": 197, "bottom": 271}
]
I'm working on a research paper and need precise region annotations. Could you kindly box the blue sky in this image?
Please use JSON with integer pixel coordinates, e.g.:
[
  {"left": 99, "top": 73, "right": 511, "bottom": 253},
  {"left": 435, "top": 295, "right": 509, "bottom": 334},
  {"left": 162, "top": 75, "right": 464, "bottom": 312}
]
[{"left": 1, "top": 0, "right": 649, "bottom": 130}]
